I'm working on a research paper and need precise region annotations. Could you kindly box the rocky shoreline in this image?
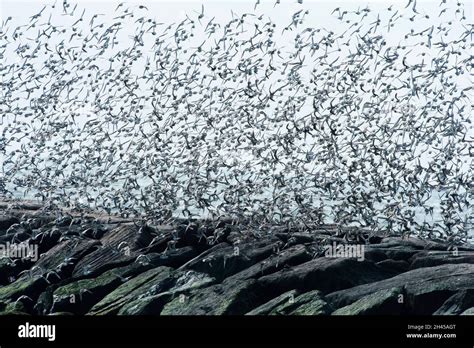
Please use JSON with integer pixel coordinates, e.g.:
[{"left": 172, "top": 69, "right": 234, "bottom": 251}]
[{"left": 0, "top": 201, "right": 473, "bottom": 316}]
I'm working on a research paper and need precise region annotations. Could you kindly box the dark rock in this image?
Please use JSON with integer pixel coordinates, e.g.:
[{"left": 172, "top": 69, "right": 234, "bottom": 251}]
[
  {"left": 379, "top": 237, "right": 474, "bottom": 251},
  {"left": 375, "top": 259, "right": 410, "bottom": 273},
  {"left": 225, "top": 225, "right": 246, "bottom": 245},
  {"left": 144, "top": 233, "right": 173, "bottom": 253},
  {"left": 364, "top": 248, "right": 390, "bottom": 263},
  {"left": 379, "top": 237, "right": 440, "bottom": 250},
  {"left": 0, "top": 258, "right": 35, "bottom": 285},
  {"left": 179, "top": 238, "right": 281, "bottom": 281},
  {"left": 29, "top": 228, "right": 62, "bottom": 254},
  {"left": 269, "top": 290, "right": 333, "bottom": 315},
  {"left": 0, "top": 215, "right": 20, "bottom": 232},
  {"left": 71, "top": 246, "right": 135, "bottom": 279},
  {"left": 257, "top": 257, "right": 397, "bottom": 297},
  {"left": 3, "top": 204, "right": 474, "bottom": 317},
  {"left": 100, "top": 224, "right": 151, "bottom": 250},
  {"left": 51, "top": 262, "right": 154, "bottom": 314},
  {"left": 147, "top": 246, "right": 200, "bottom": 268},
  {"left": 275, "top": 233, "right": 315, "bottom": 245},
  {"left": 55, "top": 216, "right": 72, "bottom": 227},
  {"left": 246, "top": 290, "right": 300, "bottom": 315},
  {"left": 81, "top": 226, "right": 107, "bottom": 239},
  {"left": 0, "top": 275, "right": 49, "bottom": 302},
  {"left": 0, "top": 224, "right": 31, "bottom": 244},
  {"left": 14, "top": 295, "right": 35, "bottom": 313},
  {"left": 175, "top": 222, "right": 209, "bottom": 246},
  {"left": 34, "top": 238, "right": 100, "bottom": 279},
  {"left": 34, "top": 287, "right": 55, "bottom": 315},
  {"left": 44, "top": 271, "right": 62, "bottom": 284},
  {"left": 363, "top": 243, "right": 423, "bottom": 262},
  {"left": 117, "top": 270, "right": 216, "bottom": 315},
  {"left": 226, "top": 244, "right": 312, "bottom": 281},
  {"left": 376, "top": 246, "right": 421, "bottom": 261},
  {"left": 409, "top": 251, "right": 474, "bottom": 270},
  {"left": 332, "top": 287, "right": 406, "bottom": 315},
  {"left": 326, "top": 263, "right": 474, "bottom": 314},
  {"left": 433, "top": 290, "right": 474, "bottom": 315},
  {"left": 160, "top": 279, "right": 261, "bottom": 315},
  {"left": 2, "top": 301, "right": 29, "bottom": 314},
  {"left": 72, "top": 224, "right": 152, "bottom": 278},
  {"left": 368, "top": 235, "right": 384, "bottom": 244},
  {"left": 25, "top": 216, "right": 55, "bottom": 230},
  {"left": 88, "top": 266, "right": 174, "bottom": 315}
]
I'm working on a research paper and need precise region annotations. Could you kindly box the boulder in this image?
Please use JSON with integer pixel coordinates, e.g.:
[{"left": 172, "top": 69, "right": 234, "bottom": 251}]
[
  {"left": 34, "top": 238, "right": 100, "bottom": 277},
  {"left": 460, "top": 307, "right": 474, "bottom": 315},
  {"left": 409, "top": 251, "right": 474, "bottom": 270},
  {"left": 0, "top": 215, "right": 20, "bottom": 232},
  {"left": 28, "top": 228, "right": 62, "bottom": 254},
  {"left": 175, "top": 222, "right": 229, "bottom": 247},
  {"left": 0, "top": 301, "right": 30, "bottom": 315},
  {"left": 257, "top": 257, "right": 397, "bottom": 296},
  {"left": 117, "top": 270, "right": 216, "bottom": 315},
  {"left": 433, "top": 290, "right": 474, "bottom": 315},
  {"left": 147, "top": 246, "right": 200, "bottom": 269},
  {"left": 179, "top": 238, "right": 281, "bottom": 281},
  {"left": 227, "top": 244, "right": 312, "bottom": 281},
  {"left": 51, "top": 262, "right": 155, "bottom": 314},
  {"left": 0, "top": 275, "right": 49, "bottom": 302},
  {"left": 380, "top": 237, "right": 474, "bottom": 252},
  {"left": 332, "top": 287, "right": 405, "bottom": 315},
  {"left": 275, "top": 232, "right": 315, "bottom": 245},
  {"left": 34, "top": 286, "right": 55, "bottom": 315},
  {"left": 0, "top": 224, "right": 31, "bottom": 244},
  {"left": 269, "top": 290, "right": 333, "bottom": 315},
  {"left": 375, "top": 259, "right": 410, "bottom": 273},
  {"left": 160, "top": 279, "right": 261, "bottom": 315},
  {"left": 0, "top": 258, "right": 35, "bottom": 285},
  {"left": 71, "top": 224, "right": 158, "bottom": 279},
  {"left": 327, "top": 263, "right": 474, "bottom": 315},
  {"left": 246, "top": 290, "right": 300, "bottom": 315},
  {"left": 88, "top": 266, "right": 174, "bottom": 315}
]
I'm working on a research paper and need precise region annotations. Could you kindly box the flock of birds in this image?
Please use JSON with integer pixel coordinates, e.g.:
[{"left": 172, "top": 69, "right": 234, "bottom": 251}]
[{"left": 0, "top": 0, "right": 472, "bottom": 242}]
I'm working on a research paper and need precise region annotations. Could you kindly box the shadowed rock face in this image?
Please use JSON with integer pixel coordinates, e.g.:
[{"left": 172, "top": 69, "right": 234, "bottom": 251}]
[
  {"left": 0, "top": 205, "right": 473, "bottom": 316},
  {"left": 433, "top": 290, "right": 474, "bottom": 315},
  {"left": 326, "top": 263, "right": 474, "bottom": 315},
  {"left": 331, "top": 287, "right": 406, "bottom": 315}
]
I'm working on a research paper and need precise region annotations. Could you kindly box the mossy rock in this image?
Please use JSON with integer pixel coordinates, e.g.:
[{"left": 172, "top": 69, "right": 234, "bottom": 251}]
[
  {"left": 118, "top": 270, "right": 215, "bottom": 315},
  {"left": 51, "top": 262, "right": 155, "bottom": 314},
  {"left": 332, "top": 287, "right": 405, "bottom": 315},
  {"left": 0, "top": 301, "right": 30, "bottom": 315},
  {"left": 246, "top": 290, "right": 300, "bottom": 315},
  {"left": 88, "top": 266, "right": 173, "bottom": 315},
  {"left": 161, "top": 279, "right": 260, "bottom": 315},
  {"left": 34, "top": 287, "right": 55, "bottom": 315},
  {"left": 0, "top": 276, "right": 48, "bottom": 302},
  {"left": 270, "top": 290, "right": 332, "bottom": 315}
]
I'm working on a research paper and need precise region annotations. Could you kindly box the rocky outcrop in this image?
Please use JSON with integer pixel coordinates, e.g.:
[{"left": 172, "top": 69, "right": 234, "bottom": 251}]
[
  {"left": 0, "top": 203, "right": 473, "bottom": 316},
  {"left": 326, "top": 263, "right": 474, "bottom": 315}
]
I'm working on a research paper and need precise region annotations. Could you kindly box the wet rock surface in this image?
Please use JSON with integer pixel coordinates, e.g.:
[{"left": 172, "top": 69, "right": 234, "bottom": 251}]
[{"left": 0, "top": 203, "right": 473, "bottom": 315}]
